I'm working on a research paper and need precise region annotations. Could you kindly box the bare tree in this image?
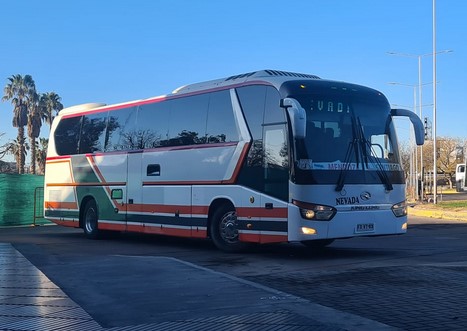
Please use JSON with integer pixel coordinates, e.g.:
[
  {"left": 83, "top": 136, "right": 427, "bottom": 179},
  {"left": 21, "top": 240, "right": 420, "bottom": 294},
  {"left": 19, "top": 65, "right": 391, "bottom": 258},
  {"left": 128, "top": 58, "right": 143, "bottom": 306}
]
[
  {"left": 421, "top": 137, "right": 464, "bottom": 189},
  {"left": 398, "top": 141, "right": 411, "bottom": 181}
]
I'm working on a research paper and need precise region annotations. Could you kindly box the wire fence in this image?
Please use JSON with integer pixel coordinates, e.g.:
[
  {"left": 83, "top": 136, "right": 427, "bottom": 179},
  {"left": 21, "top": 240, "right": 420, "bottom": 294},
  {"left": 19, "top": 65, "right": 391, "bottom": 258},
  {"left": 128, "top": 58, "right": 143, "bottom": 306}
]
[{"left": 0, "top": 174, "right": 51, "bottom": 226}]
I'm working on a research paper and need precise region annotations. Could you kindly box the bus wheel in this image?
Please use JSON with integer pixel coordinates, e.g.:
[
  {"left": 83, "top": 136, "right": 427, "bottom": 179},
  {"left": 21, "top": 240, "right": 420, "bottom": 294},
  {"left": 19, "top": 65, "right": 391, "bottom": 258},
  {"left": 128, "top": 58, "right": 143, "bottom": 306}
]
[
  {"left": 301, "top": 239, "right": 334, "bottom": 250},
  {"left": 83, "top": 200, "right": 100, "bottom": 239},
  {"left": 210, "top": 204, "right": 248, "bottom": 253}
]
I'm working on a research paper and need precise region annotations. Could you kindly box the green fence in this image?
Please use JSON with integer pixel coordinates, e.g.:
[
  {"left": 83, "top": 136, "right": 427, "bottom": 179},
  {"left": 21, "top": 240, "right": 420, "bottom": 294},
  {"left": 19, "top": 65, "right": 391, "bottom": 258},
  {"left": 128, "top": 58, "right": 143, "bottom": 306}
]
[{"left": 0, "top": 174, "right": 51, "bottom": 226}]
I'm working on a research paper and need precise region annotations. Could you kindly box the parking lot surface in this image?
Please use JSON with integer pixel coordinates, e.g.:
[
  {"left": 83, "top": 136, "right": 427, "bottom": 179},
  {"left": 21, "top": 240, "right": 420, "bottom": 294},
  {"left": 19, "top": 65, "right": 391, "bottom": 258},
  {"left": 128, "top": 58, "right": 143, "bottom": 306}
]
[{"left": 1, "top": 215, "right": 467, "bottom": 330}]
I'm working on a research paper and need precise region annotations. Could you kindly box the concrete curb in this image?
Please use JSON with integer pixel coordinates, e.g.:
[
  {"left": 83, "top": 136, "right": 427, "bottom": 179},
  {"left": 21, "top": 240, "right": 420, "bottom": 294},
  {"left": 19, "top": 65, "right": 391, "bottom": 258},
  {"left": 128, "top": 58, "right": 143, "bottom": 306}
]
[{"left": 408, "top": 206, "right": 467, "bottom": 222}]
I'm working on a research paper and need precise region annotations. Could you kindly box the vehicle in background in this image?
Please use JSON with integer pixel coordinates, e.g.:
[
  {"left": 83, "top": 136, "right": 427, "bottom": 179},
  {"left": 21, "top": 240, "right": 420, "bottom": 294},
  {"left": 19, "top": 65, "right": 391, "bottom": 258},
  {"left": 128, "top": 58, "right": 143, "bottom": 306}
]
[{"left": 456, "top": 163, "right": 466, "bottom": 192}]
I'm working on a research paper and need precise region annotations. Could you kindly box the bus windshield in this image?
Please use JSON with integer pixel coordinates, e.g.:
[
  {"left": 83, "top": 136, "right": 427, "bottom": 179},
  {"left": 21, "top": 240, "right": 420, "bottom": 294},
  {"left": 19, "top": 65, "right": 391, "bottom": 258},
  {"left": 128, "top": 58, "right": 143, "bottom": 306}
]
[{"left": 283, "top": 81, "right": 403, "bottom": 186}]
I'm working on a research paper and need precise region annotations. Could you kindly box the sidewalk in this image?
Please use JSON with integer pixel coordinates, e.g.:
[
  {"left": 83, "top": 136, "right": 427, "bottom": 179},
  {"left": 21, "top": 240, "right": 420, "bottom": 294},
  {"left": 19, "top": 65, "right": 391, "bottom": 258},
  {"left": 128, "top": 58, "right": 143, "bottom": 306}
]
[
  {"left": 0, "top": 243, "right": 399, "bottom": 331},
  {"left": 408, "top": 204, "right": 467, "bottom": 222},
  {"left": 0, "top": 243, "right": 100, "bottom": 330}
]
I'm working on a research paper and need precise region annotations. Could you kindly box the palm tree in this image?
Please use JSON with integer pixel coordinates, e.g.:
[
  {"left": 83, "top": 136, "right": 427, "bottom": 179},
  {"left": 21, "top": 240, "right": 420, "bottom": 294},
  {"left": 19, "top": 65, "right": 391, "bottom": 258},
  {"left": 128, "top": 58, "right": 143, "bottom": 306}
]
[
  {"left": 2, "top": 74, "right": 37, "bottom": 174},
  {"left": 35, "top": 138, "right": 48, "bottom": 175},
  {"left": 27, "top": 92, "right": 42, "bottom": 174},
  {"left": 3, "top": 138, "right": 29, "bottom": 171},
  {"left": 40, "top": 92, "right": 63, "bottom": 130}
]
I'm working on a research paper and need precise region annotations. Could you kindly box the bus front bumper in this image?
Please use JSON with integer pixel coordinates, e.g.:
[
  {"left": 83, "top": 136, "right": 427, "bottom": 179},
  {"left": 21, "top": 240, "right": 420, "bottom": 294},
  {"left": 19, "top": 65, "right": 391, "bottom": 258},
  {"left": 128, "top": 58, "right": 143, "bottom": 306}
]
[{"left": 287, "top": 204, "right": 407, "bottom": 242}]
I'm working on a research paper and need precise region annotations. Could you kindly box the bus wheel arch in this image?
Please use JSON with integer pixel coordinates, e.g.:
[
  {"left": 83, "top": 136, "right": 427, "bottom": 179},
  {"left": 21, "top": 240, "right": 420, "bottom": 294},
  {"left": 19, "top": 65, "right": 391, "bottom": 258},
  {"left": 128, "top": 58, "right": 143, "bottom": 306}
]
[
  {"left": 80, "top": 197, "right": 100, "bottom": 239},
  {"left": 208, "top": 198, "right": 248, "bottom": 252}
]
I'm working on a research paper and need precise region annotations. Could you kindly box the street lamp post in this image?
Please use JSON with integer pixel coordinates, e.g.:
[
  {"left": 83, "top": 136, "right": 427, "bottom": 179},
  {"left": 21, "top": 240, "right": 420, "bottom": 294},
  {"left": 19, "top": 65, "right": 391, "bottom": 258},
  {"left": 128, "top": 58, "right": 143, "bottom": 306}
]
[
  {"left": 433, "top": 0, "right": 437, "bottom": 203},
  {"left": 387, "top": 48, "right": 452, "bottom": 202}
]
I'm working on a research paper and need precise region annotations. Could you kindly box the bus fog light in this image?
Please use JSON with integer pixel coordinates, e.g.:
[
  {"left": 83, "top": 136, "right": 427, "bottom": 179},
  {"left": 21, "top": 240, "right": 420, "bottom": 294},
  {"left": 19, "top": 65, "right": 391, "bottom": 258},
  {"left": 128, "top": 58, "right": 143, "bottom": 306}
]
[
  {"left": 402, "top": 222, "right": 407, "bottom": 230},
  {"left": 392, "top": 201, "right": 407, "bottom": 217},
  {"left": 301, "top": 227, "right": 317, "bottom": 235}
]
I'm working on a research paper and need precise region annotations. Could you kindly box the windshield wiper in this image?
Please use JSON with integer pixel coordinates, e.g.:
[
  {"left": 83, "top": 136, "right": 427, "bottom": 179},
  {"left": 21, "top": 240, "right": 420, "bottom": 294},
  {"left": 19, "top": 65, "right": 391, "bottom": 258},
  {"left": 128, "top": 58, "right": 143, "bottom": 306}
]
[
  {"left": 335, "top": 116, "right": 393, "bottom": 191},
  {"left": 335, "top": 115, "right": 360, "bottom": 192},
  {"left": 355, "top": 117, "right": 393, "bottom": 191}
]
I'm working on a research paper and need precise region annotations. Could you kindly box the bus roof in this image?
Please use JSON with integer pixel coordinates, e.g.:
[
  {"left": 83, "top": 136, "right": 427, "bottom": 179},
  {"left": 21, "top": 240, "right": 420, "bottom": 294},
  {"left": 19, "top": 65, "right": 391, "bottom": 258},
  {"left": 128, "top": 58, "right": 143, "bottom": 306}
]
[
  {"left": 172, "top": 69, "right": 321, "bottom": 95},
  {"left": 59, "top": 70, "right": 322, "bottom": 115}
]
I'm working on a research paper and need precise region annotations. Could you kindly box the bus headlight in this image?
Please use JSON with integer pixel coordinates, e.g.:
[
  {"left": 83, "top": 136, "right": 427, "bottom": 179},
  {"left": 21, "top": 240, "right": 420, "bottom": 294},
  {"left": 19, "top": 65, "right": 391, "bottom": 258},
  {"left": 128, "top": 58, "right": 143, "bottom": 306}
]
[
  {"left": 293, "top": 200, "right": 337, "bottom": 221},
  {"left": 391, "top": 201, "right": 407, "bottom": 217}
]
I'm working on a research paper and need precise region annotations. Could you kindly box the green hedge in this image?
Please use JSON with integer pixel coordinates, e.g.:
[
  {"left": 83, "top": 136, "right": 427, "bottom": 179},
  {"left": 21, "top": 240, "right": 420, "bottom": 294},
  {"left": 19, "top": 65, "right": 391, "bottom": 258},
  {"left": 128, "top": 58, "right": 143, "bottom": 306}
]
[{"left": 0, "top": 174, "right": 49, "bottom": 226}]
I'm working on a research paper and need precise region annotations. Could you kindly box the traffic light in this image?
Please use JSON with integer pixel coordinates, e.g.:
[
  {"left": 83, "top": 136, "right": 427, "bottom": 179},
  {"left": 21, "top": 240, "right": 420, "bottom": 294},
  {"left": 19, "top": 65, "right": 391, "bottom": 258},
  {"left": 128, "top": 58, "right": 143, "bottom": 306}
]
[{"left": 424, "top": 117, "right": 428, "bottom": 140}]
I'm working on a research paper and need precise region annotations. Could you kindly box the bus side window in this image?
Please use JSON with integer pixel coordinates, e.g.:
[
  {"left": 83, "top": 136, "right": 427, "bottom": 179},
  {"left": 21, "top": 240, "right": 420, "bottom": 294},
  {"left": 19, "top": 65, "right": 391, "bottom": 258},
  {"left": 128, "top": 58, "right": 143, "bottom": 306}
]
[
  {"left": 264, "top": 86, "right": 286, "bottom": 124},
  {"left": 138, "top": 102, "right": 169, "bottom": 148},
  {"left": 166, "top": 94, "right": 209, "bottom": 146},
  {"left": 79, "top": 112, "right": 108, "bottom": 153},
  {"left": 264, "top": 125, "right": 288, "bottom": 201},
  {"left": 104, "top": 107, "right": 137, "bottom": 151},
  {"left": 236, "top": 85, "right": 267, "bottom": 192},
  {"left": 54, "top": 116, "right": 82, "bottom": 156},
  {"left": 206, "top": 90, "right": 239, "bottom": 143}
]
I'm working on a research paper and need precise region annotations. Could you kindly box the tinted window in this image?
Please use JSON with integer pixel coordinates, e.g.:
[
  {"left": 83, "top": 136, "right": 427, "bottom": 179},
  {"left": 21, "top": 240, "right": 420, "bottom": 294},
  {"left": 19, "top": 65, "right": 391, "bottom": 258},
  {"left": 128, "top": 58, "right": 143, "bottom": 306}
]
[
  {"left": 264, "top": 125, "right": 288, "bottom": 200},
  {"left": 236, "top": 85, "right": 289, "bottom": 199},
  {"left": 236, "top": 85, "right": 266, "bottom": 140},
  {"left": 206, "top": 90, "right": 239, "bottom": 143},
  {"left": 79, "top": 112, "right": 108, "bottom": 153},
  {"left": 264, "top": 86, "right": 286, "bottom": 124},
  {"left": 236, "top": 85, "right": 267, "bottom": 192},
  {"left": 137, "top": 102, "right": 169, "bottom": 148},
  {"left": 167, "top": 94, "right": 209, "bottom": 146},
  {"left": 105, "top": 107, "right": 137, "bottom": 151},
  {"left": 54, "top": 116, "right": 82, "bottom": 156}
]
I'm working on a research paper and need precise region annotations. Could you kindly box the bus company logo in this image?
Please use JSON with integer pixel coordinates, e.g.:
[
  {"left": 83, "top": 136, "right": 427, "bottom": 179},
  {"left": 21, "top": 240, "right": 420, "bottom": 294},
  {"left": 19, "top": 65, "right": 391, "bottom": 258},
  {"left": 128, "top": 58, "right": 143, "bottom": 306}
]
[
  {"left": 336, "top": 196, "right": 360, "bottom": 205},
  {"left": 360, "top": 191, "right": 371, "bottom": 201}
]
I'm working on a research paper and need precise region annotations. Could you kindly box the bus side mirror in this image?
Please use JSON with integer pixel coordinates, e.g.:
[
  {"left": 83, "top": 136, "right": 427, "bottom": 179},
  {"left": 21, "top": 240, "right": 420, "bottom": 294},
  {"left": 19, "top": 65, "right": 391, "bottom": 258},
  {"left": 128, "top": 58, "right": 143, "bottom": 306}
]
[
  {"left": 391, "top": 108, "right": 424, "bottom": 146},
  {"left": 280, "top": 98, "right": 306, "bottom": 139}
]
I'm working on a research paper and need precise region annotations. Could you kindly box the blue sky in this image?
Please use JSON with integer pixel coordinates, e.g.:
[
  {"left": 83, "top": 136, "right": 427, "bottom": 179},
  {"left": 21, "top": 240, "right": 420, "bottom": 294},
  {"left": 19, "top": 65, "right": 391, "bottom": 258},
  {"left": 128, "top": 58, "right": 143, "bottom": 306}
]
[{"left": 1, "top": 0, "right": 465, "bottom": 163}]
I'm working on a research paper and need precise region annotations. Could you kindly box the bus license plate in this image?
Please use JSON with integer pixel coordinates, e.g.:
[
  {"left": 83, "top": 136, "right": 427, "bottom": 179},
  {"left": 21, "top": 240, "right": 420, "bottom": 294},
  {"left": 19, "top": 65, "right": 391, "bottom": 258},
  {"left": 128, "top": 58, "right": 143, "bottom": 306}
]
[{"left": 356, "top": 223, "right": 374, "bottom": 233}]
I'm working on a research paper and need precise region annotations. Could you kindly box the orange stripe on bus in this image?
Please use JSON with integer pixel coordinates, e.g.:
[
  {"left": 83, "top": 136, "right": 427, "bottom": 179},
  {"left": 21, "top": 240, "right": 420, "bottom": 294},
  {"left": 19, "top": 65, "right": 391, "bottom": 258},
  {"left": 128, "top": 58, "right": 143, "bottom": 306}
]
[
  {"left": 237, "top": 207, "right": 288, "bottom": 218},
  {"left": 127, "top": 204, "right": 192, "bottom": 214},
  {"left": 46, "top": 182, "right": 126, "bottom": 187},
  {"left": 86, "top": 155, "right": 118, "bottom": 206},
  {"left": 192, "top": 206, "right": 209, "bottom": 215},
  {"left": 48, "top": 219, "right": 79, "bottom": 228},
  {"left": 142, "top": 225, "right": 193, "bottom": 238},
  {"left": 45, "top": 201, "right": 78, "bottom": 209},
  {"left": 99, "top": 222, "right": 126, "bottom": 232},
  {"left": 46, "top": 156, "right": 72, "bottom": 162},
  {"left": 87, "top": 155, "right": 106, "bottom": 182},
  {"left": 117, "top": 222, "right": 207, "bottom": 238},
  {"left": 143, "top": 180, "right": 222, "bottom": 186}
]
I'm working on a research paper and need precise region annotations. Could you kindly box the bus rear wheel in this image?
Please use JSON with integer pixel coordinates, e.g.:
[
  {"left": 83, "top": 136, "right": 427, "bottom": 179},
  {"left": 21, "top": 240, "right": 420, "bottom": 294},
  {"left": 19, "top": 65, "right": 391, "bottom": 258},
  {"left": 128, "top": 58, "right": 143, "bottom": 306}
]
[
  {"left": 210, "top": 204, "right": 248, "bottom": 253},
  {"left": 83, "top": 200, "right": 100, "bottom": 239}
]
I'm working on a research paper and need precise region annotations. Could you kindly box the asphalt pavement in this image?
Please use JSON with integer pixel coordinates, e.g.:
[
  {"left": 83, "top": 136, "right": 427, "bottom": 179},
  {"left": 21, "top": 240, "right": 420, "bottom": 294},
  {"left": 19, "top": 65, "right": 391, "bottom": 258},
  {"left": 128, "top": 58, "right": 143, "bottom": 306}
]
[
  {"left": 2, "top": 208, "right": 467, "bottom": 331},
  {"left": 0, "top": 241, "right": 398, "bottom": 331}
]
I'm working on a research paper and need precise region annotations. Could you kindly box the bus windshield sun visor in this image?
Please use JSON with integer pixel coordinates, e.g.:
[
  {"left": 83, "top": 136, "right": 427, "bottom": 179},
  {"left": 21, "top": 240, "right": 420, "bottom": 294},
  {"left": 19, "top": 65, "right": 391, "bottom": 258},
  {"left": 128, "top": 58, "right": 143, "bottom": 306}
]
[{"left": 335, "top": 115, "right": 393, "bottom": 192}]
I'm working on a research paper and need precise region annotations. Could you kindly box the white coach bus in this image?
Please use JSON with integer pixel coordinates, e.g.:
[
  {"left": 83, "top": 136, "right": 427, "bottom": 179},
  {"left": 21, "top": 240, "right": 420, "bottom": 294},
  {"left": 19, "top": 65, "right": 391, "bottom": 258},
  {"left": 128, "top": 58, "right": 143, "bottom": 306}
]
[{"left": 44, "top": 70, "right": 424, "bottom": 252}]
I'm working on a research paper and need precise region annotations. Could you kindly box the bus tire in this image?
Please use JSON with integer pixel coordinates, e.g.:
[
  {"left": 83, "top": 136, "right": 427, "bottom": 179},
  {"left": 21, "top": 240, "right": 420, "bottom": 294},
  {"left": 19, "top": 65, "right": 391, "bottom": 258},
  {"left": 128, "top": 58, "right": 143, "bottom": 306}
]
[
  {"left": 301, "top": 239, "right": 334, "bottom": 250},
  {"left": 83, "top": 199, "right": 100, "bottom": 239},
  {"left": 210, "top": 204, "right": 248, "bottom": 253}
]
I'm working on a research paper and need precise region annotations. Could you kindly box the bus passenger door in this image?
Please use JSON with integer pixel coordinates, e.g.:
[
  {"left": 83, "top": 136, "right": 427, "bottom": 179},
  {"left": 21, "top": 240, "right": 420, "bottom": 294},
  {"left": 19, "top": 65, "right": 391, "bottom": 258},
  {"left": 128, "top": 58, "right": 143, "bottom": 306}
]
[
  {"left": 142, "top": 151, "right": 193, "bottom": 237},
  {"left": 126, "top": 151, "right": 144, "bottom": 232},
  {"left": 260, "top": 124, "right": 289, "bottom": 243}
]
